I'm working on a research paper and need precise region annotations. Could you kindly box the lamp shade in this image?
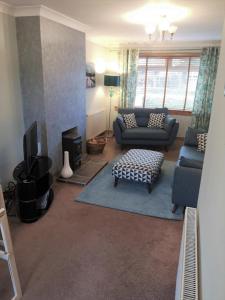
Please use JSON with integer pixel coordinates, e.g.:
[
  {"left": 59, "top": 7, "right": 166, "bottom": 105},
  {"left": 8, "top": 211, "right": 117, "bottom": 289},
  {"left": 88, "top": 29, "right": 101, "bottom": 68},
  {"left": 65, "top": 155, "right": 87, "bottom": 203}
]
[{"left": 104, "top": 75, "right": 120, "bottom": 87}]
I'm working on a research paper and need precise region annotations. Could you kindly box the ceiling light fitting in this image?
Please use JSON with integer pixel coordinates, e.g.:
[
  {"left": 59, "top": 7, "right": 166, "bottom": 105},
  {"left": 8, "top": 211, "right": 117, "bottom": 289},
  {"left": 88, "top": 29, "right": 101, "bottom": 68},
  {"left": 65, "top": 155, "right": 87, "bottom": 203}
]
[{"left": 145, "top": 16, "right": 178, "bottom": 41}]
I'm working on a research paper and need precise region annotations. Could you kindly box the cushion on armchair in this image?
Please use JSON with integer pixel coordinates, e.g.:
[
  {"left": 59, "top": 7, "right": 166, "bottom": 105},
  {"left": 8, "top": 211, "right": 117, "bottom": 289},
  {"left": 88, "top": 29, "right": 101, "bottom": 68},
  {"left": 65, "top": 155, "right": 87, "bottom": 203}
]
[
  {"left": 147, "top": 113, "right": 166, "bottom": 128},
  {"left": 197, "top": 133, "right": 207, "bottom": 152},
  {"left": 184, "top": 127, "right": 206, "bottom": 147},
  {"left": 123, "top": 113, "right": 138, "bottom": 128}
]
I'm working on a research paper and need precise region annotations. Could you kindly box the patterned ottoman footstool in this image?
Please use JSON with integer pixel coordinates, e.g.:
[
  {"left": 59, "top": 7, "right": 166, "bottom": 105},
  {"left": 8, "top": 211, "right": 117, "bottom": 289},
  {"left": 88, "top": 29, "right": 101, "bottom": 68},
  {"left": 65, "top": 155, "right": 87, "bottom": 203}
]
[{"left": 112, "top": 149, "right": 164, "bottom": 193}]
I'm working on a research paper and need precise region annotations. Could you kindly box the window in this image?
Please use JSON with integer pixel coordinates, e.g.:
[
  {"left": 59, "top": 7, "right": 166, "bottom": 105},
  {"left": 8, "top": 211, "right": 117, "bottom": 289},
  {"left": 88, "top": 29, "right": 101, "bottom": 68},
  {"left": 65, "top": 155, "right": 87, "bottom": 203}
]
[{"left": 135, "top": 55, "right": 200, "bottom": 112}]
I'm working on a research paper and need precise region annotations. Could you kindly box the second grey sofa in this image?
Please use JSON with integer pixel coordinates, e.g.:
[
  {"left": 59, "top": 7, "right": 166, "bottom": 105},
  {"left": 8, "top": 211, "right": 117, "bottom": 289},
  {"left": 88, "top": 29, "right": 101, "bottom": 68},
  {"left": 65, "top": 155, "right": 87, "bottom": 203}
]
[
  {"left": 172, "top": 127, "right": 205, "bottom": 211},
  {"left": 113, "top": 108, "right": 179, "bottom": 149}
]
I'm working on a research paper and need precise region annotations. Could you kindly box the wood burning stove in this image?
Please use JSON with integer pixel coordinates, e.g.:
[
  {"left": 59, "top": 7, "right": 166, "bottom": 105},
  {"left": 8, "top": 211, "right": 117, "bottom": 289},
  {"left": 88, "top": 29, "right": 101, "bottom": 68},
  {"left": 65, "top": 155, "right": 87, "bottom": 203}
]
[{"left": 62, "top": 127, "right": 82, "bottom": 170}]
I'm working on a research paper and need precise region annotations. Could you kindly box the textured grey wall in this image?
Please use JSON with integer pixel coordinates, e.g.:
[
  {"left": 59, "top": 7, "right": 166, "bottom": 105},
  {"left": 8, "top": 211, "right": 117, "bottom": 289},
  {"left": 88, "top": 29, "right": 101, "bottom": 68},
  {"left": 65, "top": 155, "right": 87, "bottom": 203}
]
[
  {"left": 16, "top": 17, "right": 47, "bottom": 154},
  {"left": 16, "top": 16, "right": 86, "bottom": 173},
  {"left": 40, "top": 17, "right": 86, "bottom": 172}
]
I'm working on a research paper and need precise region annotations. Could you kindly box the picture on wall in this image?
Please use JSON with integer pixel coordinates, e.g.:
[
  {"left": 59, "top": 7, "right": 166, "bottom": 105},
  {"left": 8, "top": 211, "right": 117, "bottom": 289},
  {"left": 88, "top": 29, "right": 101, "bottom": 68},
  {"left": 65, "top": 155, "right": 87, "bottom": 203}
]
[{"left": 86, "top": 63, "right": 96, "bottom": 88}]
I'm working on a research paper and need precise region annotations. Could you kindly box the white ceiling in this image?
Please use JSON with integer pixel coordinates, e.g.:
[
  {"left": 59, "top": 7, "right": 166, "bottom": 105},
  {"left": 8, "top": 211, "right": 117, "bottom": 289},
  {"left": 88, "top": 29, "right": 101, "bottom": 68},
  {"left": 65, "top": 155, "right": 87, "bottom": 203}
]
[{"left": 3, "top": 0, "right": 225, "bottom": 46}]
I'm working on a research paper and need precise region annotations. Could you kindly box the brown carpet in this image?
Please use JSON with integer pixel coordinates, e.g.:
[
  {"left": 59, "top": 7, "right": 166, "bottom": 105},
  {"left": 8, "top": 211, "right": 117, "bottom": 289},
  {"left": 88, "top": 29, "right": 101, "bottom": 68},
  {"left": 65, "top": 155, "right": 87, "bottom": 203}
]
[{"left": 0, "top": 138, "right": 183, "bottom": 300}]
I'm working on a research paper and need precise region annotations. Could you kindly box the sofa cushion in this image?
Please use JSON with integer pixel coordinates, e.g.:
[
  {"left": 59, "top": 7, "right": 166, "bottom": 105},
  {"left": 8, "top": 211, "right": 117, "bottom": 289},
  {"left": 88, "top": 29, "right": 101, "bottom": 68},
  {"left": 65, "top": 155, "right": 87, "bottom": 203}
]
[
  {"left": 179, "top": 145, "right": 204, "bottom": 163},
  {"left": 147, "top": 113, "right": 166, "bottom": 129},
  {"left": 123, "top": 113, "right": 138, "bottom": 128},
  {"left": 180, "top": 156, "right": 203, "bottom": 169},
  {"left": 184, "top": 127, "right": 206, "bottom": 147},
  {"left": 118, "top": 108, "right": 168, "bottom": 128},
  {"left": 122, "top": 127, "right": 169, "bottom": 140},
  {"left": 197, "top": 133, "right": 207, "bottom": 152},
  {"left": 136, "top": 116, "right": 148, "bottom": 127}
]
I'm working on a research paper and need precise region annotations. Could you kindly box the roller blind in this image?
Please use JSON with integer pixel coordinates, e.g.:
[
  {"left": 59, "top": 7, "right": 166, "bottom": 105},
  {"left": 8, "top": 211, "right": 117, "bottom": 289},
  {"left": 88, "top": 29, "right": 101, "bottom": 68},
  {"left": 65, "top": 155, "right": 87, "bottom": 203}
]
[{"left": 135, "top": 55, "right": 200, "bottom": 111}]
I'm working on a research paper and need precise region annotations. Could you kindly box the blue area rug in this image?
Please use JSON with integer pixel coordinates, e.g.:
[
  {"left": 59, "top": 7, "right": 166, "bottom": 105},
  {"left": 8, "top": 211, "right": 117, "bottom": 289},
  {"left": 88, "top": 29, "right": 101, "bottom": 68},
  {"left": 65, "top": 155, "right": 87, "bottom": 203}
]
[{"left": 76, "top": 159, "right": 183, "bottom": 220}]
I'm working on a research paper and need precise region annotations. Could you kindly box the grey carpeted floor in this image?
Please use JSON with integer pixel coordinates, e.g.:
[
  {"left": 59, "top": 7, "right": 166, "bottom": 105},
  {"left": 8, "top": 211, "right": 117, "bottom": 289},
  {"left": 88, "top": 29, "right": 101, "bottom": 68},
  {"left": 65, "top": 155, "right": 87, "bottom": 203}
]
[{"left": 0, "top": 139, "right": 183, "bottom": 300}]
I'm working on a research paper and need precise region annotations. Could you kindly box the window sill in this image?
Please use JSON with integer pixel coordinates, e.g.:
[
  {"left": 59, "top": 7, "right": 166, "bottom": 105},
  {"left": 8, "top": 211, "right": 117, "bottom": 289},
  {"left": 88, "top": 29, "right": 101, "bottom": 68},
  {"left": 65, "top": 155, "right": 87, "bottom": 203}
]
[{"left": 168, "top": 110, "right": 192, "bottom": 116}]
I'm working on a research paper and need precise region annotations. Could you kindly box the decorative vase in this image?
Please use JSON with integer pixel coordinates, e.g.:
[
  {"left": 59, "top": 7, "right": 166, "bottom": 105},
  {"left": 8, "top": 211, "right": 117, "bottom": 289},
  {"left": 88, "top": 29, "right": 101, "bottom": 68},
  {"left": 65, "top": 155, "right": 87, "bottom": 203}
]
[{"left": 61, "top": 151, "right": 73, "bottom": 178}]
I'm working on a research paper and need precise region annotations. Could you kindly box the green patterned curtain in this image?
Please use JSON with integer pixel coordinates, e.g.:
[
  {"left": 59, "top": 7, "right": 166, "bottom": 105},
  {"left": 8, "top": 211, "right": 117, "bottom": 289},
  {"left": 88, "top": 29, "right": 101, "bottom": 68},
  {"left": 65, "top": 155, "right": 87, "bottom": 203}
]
[
  {"left": 192, "top": 47, "right": 220, "bottom": 130},
  {"left": 120, "top": 49, "right": 139, "bottom": 108}
]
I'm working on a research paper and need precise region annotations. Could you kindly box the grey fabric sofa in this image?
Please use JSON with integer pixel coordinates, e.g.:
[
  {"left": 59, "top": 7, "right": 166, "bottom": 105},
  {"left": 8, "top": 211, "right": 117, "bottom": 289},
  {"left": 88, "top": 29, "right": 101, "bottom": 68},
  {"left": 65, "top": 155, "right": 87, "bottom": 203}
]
[
  {"left": 172, "top": 127, "right": 205, "bottom": 211},
  {"left": 113, "top": 108, "right": 179, "bottom": 149}
]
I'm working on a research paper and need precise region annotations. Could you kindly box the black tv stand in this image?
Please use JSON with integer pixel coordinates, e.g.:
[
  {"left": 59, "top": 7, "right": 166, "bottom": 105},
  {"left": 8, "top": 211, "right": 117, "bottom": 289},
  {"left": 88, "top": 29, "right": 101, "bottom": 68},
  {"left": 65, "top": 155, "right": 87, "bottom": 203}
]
[{"left": 13, "top": 156, "right": 54, "bottom": 223}]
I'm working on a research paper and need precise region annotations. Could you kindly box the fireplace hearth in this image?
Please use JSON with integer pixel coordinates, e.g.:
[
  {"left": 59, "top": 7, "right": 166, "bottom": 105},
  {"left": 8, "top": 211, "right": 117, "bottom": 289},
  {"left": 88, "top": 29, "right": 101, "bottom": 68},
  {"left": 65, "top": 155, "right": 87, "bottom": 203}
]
[{"left": 62, "top": 127, "right": 82, "bottom": 170}]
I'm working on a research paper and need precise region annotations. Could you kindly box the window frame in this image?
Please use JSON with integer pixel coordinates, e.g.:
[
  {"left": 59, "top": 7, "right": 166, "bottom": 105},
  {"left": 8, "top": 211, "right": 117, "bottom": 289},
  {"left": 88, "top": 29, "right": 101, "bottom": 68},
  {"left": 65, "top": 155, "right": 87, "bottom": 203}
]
[{"left": 137, "top": 52, "right": 201, "bottom": 115}]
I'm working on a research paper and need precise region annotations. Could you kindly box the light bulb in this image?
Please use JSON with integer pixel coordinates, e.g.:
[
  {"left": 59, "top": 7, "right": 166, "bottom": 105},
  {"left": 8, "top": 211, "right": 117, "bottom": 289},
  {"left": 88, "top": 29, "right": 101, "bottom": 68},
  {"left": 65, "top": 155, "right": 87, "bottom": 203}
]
[
  {"left": 159, "top": 16, "right": 170, "bottom": 31},
  {"left": 145, "top": 23, "right": 156, "bottom": 35},
  {"left": 168, "top": 25, "right": 178, "bottom": 34}
]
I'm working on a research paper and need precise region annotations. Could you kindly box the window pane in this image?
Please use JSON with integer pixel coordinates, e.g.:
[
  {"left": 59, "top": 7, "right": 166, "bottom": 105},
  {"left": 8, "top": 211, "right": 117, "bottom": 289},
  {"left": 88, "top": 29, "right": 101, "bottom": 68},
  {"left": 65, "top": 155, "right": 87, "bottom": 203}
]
[
  {"left": 145, "top": 58, "right": 166, "bottom": 108},
  {"left": 135, "top": 55, "right": 200, "bottom": 111},
  {"left": 185, "top": 57, "right": 200, "bottom": 111},
  {"left": 135, "top": 58, "right": 146, "bottom": 107},
  {"left": 164, "top": 58, "right": 189, "bottom": 110}
]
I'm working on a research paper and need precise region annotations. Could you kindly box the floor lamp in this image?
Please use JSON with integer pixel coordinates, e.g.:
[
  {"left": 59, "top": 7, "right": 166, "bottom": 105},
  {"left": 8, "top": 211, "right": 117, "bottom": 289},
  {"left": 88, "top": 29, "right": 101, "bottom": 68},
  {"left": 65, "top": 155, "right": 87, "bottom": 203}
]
[{"left": 104, "top": 75, "right": 120, "bottom": 137}]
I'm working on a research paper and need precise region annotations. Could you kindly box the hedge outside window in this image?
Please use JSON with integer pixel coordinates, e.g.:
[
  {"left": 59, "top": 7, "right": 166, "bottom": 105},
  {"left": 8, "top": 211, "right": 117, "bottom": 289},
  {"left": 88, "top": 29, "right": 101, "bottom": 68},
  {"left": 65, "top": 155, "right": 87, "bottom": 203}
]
[{"left": 135, "top": 55, "right": 200, "bottom": 112}]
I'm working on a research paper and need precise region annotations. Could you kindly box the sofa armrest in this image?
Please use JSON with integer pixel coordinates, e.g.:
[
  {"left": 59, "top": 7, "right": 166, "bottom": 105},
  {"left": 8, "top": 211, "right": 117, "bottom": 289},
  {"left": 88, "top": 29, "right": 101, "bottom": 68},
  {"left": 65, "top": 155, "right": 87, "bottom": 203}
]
[
  {"left": 164, "top": 115, "right": 176, "bottom": 134},
  {"left": 179, "top": 156, "right": 203, "bottom": 169},
  {"left": 172, "top": 165, "right": 202, "bottom": 208},
  {"left": 116, "top": 115, "right": 126, "bottom": 131},
  {"left": 113, "top": 120, "right": 123, "bottom": 144},
  {"left": 167, "top": 122, "right": 179, "bottom": 146}
]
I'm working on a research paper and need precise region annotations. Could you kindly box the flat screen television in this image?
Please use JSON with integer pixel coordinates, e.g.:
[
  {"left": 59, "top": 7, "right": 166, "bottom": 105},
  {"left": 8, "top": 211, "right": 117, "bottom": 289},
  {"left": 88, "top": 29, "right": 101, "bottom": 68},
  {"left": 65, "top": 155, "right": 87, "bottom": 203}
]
[{"left": 23, "top": 121, "right": 38, "bottom": 176}]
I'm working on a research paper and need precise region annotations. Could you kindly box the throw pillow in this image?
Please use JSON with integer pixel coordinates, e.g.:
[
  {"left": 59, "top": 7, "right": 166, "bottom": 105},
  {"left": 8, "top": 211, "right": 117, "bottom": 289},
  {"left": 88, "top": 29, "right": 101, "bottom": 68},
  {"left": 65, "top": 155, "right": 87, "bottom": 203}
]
[
  {"left": 147, "top": 113, "right": 166, "bottom": 129},
  {"left": 184, "top": 127, "right": 206, "bottom": 147},
  {"left": 197, "top": 133, "right": 207, "bottom": 152},
  {"left": 123, "top": 113, "right": 138, "bottom": 129}
]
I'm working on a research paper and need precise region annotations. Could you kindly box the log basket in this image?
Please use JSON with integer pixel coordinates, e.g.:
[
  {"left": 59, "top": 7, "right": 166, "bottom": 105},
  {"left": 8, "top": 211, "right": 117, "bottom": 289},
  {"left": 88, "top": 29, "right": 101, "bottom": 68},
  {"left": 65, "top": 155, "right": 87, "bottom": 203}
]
[{"left": 87, "top": 136, "right": 106, "bottom": 154}]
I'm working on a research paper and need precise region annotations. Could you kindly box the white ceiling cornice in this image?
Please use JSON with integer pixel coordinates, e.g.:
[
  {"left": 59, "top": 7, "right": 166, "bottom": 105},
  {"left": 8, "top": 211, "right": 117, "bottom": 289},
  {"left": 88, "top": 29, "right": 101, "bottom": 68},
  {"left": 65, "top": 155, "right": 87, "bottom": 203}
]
[
  {"left": 39, "top": 6, "right": 90, "bottom": 33},
  {"left": 0, "top": 1, "right": 13, "bottom": 15},
  {"left": 106, "top": 40, "right": 221, "bottom": 50},
  {"left": 0, "top": 2, "right": 90, "bottom": 33},
  {"left": 13, "top": 5, "right": 41, "bottom": 17}
]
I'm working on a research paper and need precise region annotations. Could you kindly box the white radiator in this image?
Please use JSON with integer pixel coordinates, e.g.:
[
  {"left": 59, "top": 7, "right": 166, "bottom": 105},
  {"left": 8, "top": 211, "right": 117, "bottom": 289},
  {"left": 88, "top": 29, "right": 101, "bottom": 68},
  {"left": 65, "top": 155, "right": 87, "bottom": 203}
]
[
  {"left": 86, "top": 110, "right": 106, "bottom": 140},
  {"left": 175, "top": 207, "right": 198, "bottom": 300}
]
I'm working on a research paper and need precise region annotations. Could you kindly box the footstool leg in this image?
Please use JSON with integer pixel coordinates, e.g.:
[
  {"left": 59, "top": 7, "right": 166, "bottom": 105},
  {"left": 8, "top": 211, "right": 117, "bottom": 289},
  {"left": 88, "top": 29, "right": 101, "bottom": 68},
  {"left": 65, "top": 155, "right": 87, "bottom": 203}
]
[
  {"left": 114, "top": 177, "right": 119, "bottom": 187},
  {"left": 148, "top": 183, "right": 152, "bottom": 194}
]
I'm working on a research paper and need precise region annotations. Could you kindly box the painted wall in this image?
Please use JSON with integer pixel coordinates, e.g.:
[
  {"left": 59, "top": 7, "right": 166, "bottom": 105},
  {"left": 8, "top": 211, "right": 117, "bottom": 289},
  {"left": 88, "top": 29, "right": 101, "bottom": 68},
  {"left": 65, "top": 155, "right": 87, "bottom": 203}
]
[
  {"left": 40, "top": 17, "right": 86, "bottom": 172},
  {"left": 16, "top": 16, "right": 86, "bottom": 173},
  {"left": 198, "top": 20, "right": 225, "bottom": 300},
  {"left": 86, "top": 41, "right": 108, "bottom": 139},
  {"left": 0, "top": 12, "right": 24, "bottom": 186}
]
